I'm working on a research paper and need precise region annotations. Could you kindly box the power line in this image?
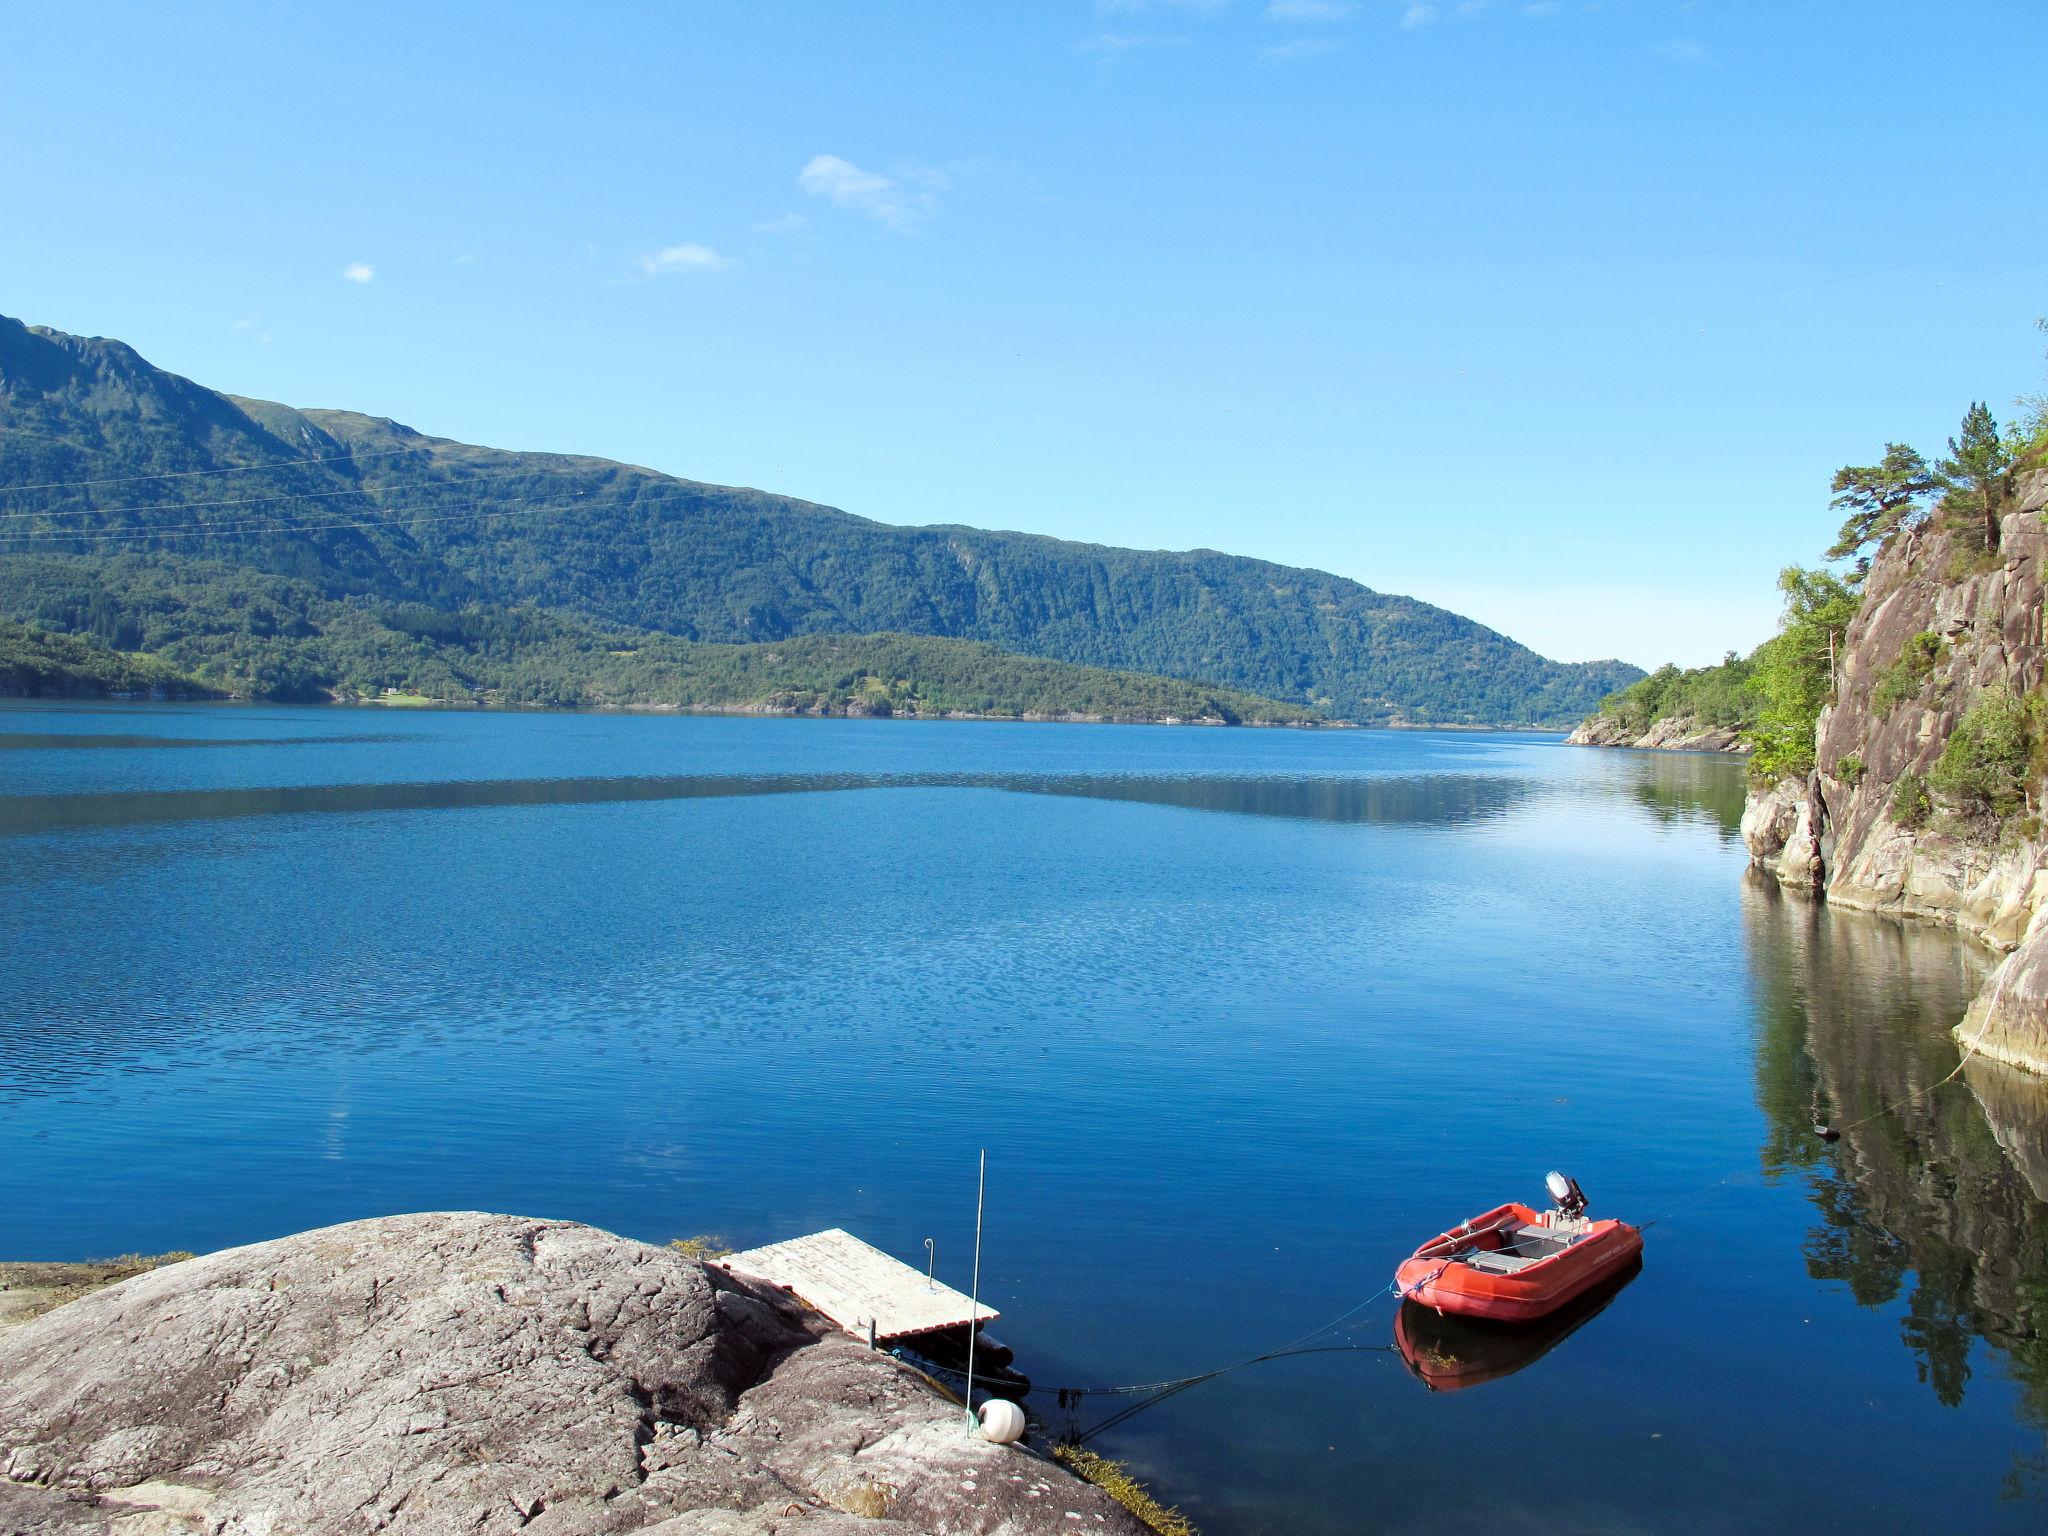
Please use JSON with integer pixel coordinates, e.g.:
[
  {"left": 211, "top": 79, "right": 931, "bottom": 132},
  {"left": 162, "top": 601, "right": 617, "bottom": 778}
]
[{"left": 0, "top": 494, "right": 591, "bottom": 547}]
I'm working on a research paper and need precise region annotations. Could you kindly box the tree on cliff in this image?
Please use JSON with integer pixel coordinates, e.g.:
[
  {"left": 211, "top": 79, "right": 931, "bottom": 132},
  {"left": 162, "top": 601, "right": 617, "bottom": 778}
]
[
  {"left": 1934, "top": 401, "right": 2015, "bottom": 552},
  {"left": 2011, "top": 317, "right": 2048, "bottom": 471},
  {"left": 1744, "top": 565, "right": 1860, "bottom": 778},
  {"left": 1826, "top": 444, "right": 1935, "bottom": 573}
]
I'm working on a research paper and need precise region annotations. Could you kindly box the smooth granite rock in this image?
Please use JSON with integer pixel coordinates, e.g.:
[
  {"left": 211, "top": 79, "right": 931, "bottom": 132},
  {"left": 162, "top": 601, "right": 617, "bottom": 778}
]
[
  {"left": 0, "top": 1213, "right": 1147, "bottom": 1536},
  {"left": 1564, "top": 715, "right": 1747, "bottom": 752}
]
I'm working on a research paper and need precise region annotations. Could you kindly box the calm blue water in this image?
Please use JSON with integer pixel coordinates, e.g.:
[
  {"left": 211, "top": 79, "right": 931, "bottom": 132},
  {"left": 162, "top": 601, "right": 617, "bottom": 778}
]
[{"left": 3, "top": 704, "right": 2044, "bottom": 1534}]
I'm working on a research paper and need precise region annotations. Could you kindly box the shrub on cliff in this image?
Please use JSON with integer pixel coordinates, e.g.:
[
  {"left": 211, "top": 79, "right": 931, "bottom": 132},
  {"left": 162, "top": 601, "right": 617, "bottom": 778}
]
[
  {"left": 1891, "top": 771, "right": 1933, "bottom": 829},
  {"left": 1930, "top": 687, "right": 2038, "bottom": 826},
  {"left": 1872, "top": 631, "right": 1946, "bottom": 717}
]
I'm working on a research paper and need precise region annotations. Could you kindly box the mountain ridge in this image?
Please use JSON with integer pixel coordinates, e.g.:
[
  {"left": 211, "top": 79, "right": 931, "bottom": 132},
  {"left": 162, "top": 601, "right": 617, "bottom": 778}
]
[{"left": 0, "top": 314, "right": 1642, "bottom": 725}]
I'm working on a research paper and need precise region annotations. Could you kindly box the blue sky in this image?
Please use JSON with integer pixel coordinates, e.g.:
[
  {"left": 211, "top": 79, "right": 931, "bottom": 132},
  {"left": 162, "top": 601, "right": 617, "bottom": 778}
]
[{"left": 3, "top": 1, "right": 2045, "bottom": 667}]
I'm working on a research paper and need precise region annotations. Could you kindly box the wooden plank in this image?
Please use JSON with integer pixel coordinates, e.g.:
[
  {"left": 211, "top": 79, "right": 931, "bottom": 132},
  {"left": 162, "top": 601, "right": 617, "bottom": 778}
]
[{"left": 720, "top": 1228, "right": 995, "bottom": 1343}]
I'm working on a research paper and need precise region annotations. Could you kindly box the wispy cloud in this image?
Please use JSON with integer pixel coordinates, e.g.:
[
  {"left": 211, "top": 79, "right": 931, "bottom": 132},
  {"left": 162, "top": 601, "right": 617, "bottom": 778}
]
[
  {"left": 1096, "top": 0, "right": 1232, "bottom": 13},
  {"left": 635, "top": 243, "right": 732, "bottom": 275},
  {"left": 1261, "top": 35, "right": 1346, "bottom": 59},
  {"left": 1385, "top": 0, "right": 1562, "bottom": 24},
  {"left": 752, "top": 212, "right": 809, "bottom": 235},
  {"left": 1653, "top": 36, "right": 1710, "bottom": 65},
  {"left": 798, "top": 154, "right": 947, "bottom": 232},
  {"left": 1265, "top": 0, "right": 1354, "bottom": 19},
  {"left": 1078, "top": 29, "right": 1191, "bottom": 54},
  {"left": 341, "top": 262, "right": 374, "bottom": 284}
]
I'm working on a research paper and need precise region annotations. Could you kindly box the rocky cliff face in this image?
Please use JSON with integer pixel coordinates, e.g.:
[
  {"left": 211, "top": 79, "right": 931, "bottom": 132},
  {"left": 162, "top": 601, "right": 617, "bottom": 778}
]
[
  {"left": 0, "top": 1213, "right": 1151, "bottom": 1536},
  {"left": 1742, "top": 470, "right": 2048, "bottom": 1074},
  {"left": 1564, "top": 715, "right": 1747, "bottom": 752}
]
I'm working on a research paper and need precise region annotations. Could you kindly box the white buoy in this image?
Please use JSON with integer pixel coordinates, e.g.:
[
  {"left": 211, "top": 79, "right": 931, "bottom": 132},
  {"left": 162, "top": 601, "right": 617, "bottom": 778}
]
[{"left": 978, "top": 1398, "right": 1026, "bottom": 1444}]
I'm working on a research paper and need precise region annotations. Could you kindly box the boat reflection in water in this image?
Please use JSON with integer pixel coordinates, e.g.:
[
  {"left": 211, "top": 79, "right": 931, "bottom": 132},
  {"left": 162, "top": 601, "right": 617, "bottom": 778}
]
[{"left": 1392, "top": 1260, "right": 1641, "bottom": 1392}]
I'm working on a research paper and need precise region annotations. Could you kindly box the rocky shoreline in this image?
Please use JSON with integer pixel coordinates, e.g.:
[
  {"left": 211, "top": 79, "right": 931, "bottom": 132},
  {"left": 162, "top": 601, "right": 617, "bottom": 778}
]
[
  {"left": 1563, "top": 715, "right": 1747, "bottom": 753},
  {"left": 0, "top": 1213, "right": 1158, "bottom": 1536},
  {"left": 1742, "top": 471, "right": 2048, "bottom": 1076}
]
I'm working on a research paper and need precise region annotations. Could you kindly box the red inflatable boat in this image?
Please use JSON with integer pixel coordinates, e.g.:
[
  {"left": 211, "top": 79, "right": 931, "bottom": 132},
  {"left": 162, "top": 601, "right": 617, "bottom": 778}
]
[{"left": 1393, "top": 1172, "right": 1643, "bottom": 1323}]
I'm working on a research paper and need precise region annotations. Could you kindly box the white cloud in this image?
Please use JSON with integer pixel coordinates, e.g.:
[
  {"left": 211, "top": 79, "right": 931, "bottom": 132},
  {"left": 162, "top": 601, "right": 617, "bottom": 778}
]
[
  {"left": 1400, "top": 3, "right": 1437, "bottom": 27},
  {"left": 635, "top": 243, "right": 733, "bottom": 275},
  {"left": 1522, "top": 1, "right": 1560, "bottom": 15},
  {"left": 1261, "top": 35, "right": 1346, "bottom": 59},
  {"left": 341, "top": 262, "right": 374, "bottom": 284},
  {"left": 1265, "top": 0, "right": 1354, "bottom": 19},
  {"left": 1653, "top": 36, "right": 1710, "bottom": 64},
  {"left": 452, "top": 252, "right": 477, "bottom": 266},
  {"left": 752, "top": 212, "right": 809, "bottom": 234},
  {"left": 797, "top": 154, "right": 945, "bottom": 232}
]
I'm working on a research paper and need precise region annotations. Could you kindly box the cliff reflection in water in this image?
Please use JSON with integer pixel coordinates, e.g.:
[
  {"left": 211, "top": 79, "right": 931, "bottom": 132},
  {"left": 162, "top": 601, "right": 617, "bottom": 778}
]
[
  {"left": 1623, "top": 749, "right": 1749, "bottom": 842},
  {"left": 0, "top": 769, "right": 1534, "bottom": 837},
  {"left": 1742, "top": 876, "right": 2048, "bottom": 1453}
]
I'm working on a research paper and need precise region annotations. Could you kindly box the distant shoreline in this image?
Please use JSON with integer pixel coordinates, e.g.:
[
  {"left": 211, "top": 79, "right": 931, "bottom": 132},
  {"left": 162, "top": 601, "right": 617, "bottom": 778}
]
[{"left": 0, "top": 693, "right": 1589, "bottom": 734}]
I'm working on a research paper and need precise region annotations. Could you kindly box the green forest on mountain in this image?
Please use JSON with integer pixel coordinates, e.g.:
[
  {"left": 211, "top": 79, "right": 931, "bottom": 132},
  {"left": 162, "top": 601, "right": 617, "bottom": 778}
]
[
  {"left": 0, "top": 566, "right": 1319, "bottom": 721},
  {"left": 0, "top": 315, "right": 1639, "bottom": 723}
]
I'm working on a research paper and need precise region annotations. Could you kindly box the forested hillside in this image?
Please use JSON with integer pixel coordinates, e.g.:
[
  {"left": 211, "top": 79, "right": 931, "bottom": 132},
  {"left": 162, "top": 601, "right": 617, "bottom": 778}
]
[
  {"left": 0, "top": 568, "right": 1318, "bottom": 721},
  {"left": 0, "top": 316, "right": 1640, "bottom": 724},
  {"left": 0, "top": 617, "right": 218, "bottom": 699}
]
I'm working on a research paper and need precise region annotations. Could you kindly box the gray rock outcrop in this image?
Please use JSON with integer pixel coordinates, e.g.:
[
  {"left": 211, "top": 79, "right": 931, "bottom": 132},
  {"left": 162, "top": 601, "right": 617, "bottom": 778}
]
[
  {"left": 1739, "top": 469, "right": 2048, "bottom": 1074},
  {"left": 1564, "top": 715, "right": 1747, "bottom": 753},
  {"left": 0, "top": 1213, "right": 1149, "bottom": 1536}
]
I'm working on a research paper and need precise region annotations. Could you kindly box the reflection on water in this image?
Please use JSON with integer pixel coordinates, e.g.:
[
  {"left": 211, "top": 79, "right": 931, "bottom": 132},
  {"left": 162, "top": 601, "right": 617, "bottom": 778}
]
[
  {"left": 0, "top": 770, "right": 1535, "bottom": 836},
  {"left": 1743, "top": 875, "right": 2048, "bottom": 1484},
  {"left": 1393, "top": 1261, "right": 1641, "bottom": 1392},
  {"left": 8, "top": 708, "right": 2048, "bottom": 1530},
  {"left": 0, "top": 732, "right": 410, "bottom": 751},
  {"left": 1627, "top": 749, "right": 1750, "bottom": 841}
]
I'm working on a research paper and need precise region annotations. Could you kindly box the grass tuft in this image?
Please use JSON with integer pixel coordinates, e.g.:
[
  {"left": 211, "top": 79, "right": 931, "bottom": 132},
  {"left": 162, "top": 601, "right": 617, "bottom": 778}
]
[
  {"left": 1052, "top": 1444, "right": 1198, "bottom": 1536},
  {"left": 667, "top": 1235, "right": 734, "bottom": 1260}
]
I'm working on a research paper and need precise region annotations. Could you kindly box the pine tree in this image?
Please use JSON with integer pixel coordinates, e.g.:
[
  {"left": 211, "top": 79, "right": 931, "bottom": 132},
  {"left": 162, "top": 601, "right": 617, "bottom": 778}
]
[
  {"left": 1826, "top": 443, "right": 1934, "bottom": 568},
  {"left": 1934, "top": 401, "right": 2014, "bottom": 552}
]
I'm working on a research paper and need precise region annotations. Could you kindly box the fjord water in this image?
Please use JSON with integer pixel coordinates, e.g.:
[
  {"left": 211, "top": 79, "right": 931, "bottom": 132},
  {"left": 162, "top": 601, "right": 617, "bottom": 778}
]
[{"left": 4, "top": 706, "right": 2046, "bottom": 1534}]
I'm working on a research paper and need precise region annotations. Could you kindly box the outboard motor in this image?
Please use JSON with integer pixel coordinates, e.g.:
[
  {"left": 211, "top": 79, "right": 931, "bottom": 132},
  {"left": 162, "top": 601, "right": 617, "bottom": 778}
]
[{"left": 1545, "top": 1170, "right": 1588, "bottom": 1220}]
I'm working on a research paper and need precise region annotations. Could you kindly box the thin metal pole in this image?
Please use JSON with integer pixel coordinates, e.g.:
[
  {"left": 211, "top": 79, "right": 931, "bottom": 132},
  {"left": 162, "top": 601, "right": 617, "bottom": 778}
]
[{"left": 964, "top": 1148, "right": 985, "bottom": 1432}]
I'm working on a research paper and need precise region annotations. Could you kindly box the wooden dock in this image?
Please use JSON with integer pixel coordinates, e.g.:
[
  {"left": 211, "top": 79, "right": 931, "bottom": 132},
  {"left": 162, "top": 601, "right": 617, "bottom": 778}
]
[{"left": 720, "top": 1228, "right": 995, "bottom": 1344}]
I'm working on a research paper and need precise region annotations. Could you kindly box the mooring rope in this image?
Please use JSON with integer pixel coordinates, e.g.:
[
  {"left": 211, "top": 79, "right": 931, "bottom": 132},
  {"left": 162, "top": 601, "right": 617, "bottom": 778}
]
[
  {"left": 911, "top": 1010, "right": 2009, "bottom": 1443},
  {"left": 900, "top": 1281, "right": 1404, "bottom": 1409}
]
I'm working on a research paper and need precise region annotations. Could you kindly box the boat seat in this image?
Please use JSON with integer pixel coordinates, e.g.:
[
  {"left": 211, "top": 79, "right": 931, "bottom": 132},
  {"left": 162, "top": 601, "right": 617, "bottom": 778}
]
[
  {"left": 1455, "top": 1226, "right": 1584, "bottom": 1273},
  {"left": 1509, "top": 1225, "right": 1583, "bottom": 1258},
  {"left": 1458, "top": 1249, "right": 1541, "bottom": 1273}
]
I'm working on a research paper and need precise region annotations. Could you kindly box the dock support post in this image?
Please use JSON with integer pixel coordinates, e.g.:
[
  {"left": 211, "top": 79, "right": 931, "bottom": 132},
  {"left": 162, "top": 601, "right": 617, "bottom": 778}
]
[{"left": 965, "top": 1148, "right": 985, "bottom": 1432}]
